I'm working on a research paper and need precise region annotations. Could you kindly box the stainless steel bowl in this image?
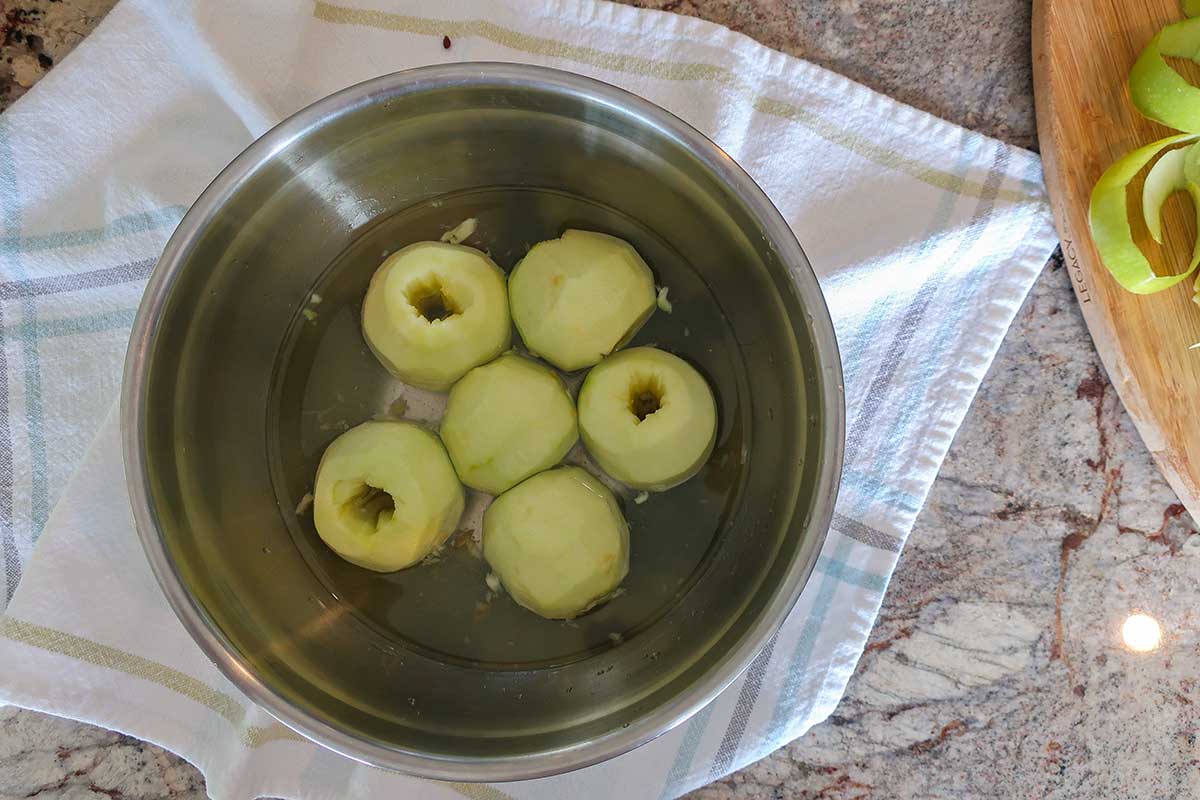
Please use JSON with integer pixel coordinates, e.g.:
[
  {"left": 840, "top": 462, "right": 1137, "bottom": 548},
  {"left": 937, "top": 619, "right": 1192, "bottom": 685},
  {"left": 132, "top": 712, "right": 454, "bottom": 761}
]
[{"left": 122, "top": 63, "right": 843, "bottom": 781}]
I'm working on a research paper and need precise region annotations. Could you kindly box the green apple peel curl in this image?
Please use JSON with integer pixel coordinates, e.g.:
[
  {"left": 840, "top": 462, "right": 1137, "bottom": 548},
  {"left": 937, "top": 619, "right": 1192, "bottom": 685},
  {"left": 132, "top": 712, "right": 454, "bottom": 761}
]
[
  {"left": 1089, "top": 134, "right": 1200, "bottom": 294},
  {"left": 1131, "top": 19, "right": 1200, "bottom": 132}
]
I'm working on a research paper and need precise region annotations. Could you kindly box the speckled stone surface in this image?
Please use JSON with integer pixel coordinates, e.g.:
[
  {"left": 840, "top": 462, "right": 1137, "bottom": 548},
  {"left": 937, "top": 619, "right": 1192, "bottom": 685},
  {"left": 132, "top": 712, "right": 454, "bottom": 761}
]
[
  {"left": 627, "top": 0, "right": 1038, "bottom": 149},
  {"left": 4, "top": 1, "right": 1186, "bottom": 799},
  {"left": 0, "top": 0, "right": 117, "bottom": 107}
]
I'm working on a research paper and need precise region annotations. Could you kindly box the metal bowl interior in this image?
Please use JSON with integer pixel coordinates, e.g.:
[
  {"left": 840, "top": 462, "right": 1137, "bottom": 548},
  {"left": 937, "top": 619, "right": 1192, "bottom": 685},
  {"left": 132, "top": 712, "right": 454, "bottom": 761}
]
[{"left": 122, "top": 64, "right": 843, "bottom": 780}]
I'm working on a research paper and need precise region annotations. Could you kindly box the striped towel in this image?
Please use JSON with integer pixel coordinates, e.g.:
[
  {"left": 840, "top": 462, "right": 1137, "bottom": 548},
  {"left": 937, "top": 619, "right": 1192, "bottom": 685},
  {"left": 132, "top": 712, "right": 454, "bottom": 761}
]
[{"left": 0, "top": 0, "right": 1058, "bottom": 797}]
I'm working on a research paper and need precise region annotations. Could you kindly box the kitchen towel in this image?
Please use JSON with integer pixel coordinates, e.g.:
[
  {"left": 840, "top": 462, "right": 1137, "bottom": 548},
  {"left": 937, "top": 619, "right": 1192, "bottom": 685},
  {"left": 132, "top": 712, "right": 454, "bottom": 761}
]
[{"left": 0, "top": 0, "right": 1058, "bottom": 797}]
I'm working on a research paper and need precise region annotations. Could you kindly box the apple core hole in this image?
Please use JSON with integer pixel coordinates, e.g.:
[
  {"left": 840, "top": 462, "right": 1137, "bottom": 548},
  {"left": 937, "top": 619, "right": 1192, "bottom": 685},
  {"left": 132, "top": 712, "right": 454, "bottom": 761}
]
[
  {"left": 628, "top": 374, "right": 665, "bottom": 422},
  {"left": 345, "top": 483, "right": 396, "bottom": 530},
  {"left": 406, "top": 278, "right": 462, "bottom": 322}
]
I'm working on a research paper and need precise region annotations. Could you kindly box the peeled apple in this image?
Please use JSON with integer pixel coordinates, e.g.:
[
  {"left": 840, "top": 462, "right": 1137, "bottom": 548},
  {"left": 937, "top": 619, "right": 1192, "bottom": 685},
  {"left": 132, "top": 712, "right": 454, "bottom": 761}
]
[
  {"left": 483, "top": 466, "right": 630, "bottom": 619},
  {"left": 313, "top": 420, "right": 465, "bottom": 572},
  {"left": 577, "top": 346, "right": 717, "bottom": 491},
  {"left": 362, "top": 242, "right": 511, "bottom": 391},
  {"left": 440, "top": 353, "right": 578, "bottom": 495},
  {"left": 508, "top": 230, "right": 656, "bottom": 372}
]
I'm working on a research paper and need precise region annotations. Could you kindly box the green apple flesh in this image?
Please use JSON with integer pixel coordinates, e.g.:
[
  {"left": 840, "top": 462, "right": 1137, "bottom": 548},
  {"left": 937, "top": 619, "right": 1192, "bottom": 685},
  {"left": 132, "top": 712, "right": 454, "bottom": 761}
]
[
  {"left": 483, "top": 466, "right": 629, "bottom": 619},
  {"left": 440, "top": 353, "right": 578, "bottom": 495},
  {"left": 578, "top": 346, "right": 717, "bottom": 491},
  {"left": 313, "top": 420, "right": 465, "bottom": 572},
  {"left": 508, "top": 229, "right": 656, "bottom": 371},
  {"left": 362, "top": 242, "right": 511, "bottom": 390}
]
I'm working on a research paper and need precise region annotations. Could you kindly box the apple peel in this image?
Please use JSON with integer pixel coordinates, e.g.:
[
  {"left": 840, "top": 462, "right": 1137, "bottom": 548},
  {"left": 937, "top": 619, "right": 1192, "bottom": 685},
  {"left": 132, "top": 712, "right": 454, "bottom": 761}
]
[
  {"left": 1130, "top": 18, "right": 1200, "bottom": 132},
  {"left": 1090, "top": 133, "right": 1200, "bottom": 294}
]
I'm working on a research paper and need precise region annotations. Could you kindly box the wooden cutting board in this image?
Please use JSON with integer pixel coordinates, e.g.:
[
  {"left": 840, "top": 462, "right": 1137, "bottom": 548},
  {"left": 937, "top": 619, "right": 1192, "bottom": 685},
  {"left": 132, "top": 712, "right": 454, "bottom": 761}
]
[{"left": 1034, "top": 0, "right": 1200, "bottom": 513}]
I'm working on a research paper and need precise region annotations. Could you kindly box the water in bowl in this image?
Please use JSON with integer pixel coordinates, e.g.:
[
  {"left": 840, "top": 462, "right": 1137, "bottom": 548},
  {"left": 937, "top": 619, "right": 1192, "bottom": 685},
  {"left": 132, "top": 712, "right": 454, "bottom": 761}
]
[{"left": 267, "top": 186, "right": 750, "bottom": 670}]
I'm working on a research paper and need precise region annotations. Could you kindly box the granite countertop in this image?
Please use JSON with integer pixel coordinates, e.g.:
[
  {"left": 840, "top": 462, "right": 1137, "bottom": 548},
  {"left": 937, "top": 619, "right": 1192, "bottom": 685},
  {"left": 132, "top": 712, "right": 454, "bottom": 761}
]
[{"left": 1, "top": 1, "right": 1191, "bottom": 798}]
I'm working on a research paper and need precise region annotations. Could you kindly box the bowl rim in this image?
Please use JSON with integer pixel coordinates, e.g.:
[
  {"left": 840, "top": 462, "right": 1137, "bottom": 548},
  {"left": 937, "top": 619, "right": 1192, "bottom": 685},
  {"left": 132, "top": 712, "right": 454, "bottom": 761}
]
[{"left": 121, "top": 62, "right": 845, "bottom": 782}]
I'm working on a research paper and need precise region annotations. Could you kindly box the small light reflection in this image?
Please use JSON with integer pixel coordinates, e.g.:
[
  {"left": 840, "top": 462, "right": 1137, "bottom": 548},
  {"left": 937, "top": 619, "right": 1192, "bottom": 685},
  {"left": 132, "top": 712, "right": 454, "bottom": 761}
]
[{"left": 1121, "top": 612, "right": 1163, "bottom": 653}]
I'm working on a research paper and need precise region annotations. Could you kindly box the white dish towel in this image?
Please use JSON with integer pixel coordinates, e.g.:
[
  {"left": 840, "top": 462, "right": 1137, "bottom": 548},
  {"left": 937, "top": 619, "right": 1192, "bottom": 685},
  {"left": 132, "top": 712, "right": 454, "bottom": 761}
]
[{"left": 0, "top": 0, "right": 1058, "bottom": 797}]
